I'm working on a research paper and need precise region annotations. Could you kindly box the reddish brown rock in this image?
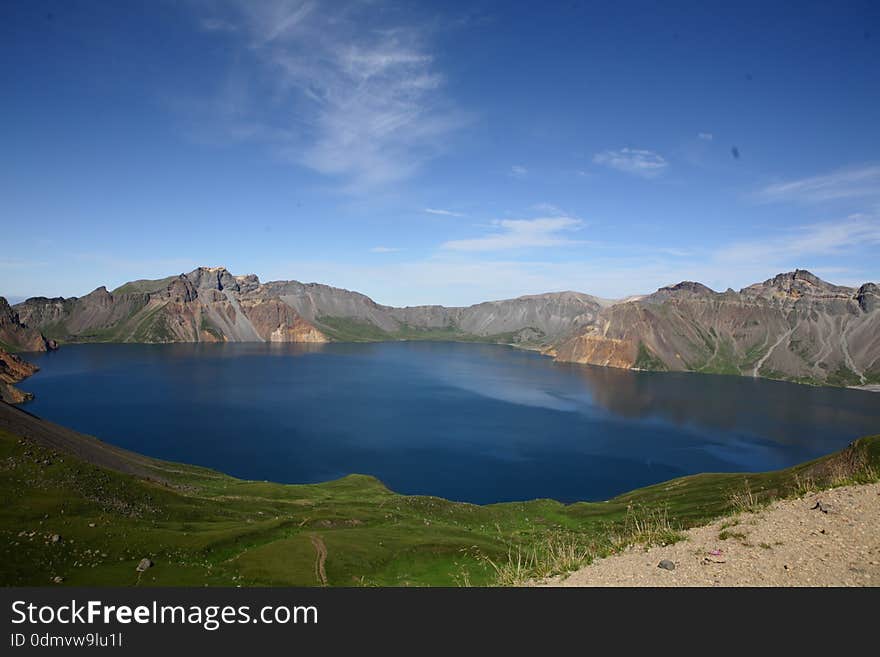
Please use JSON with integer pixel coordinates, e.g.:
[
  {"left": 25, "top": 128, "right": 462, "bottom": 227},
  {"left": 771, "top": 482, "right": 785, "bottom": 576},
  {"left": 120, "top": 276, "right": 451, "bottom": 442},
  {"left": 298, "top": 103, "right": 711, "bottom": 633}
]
[
  {"left": 0, "top": 297, "right": 54, "bottom": 352},
  {"left": 0, "top": 348, "right": 38, "bottom": 404},
  {"left": 240, "top": 299, "right": 328, "bottom": 343},
  {"left": 554, "top": 333, "right": 638, "bottom": 369}
]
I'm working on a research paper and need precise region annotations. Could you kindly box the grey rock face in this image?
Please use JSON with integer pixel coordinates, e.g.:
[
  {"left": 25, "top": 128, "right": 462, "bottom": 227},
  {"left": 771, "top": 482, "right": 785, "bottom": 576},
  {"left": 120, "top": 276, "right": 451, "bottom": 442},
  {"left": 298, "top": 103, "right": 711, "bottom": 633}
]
[
  {"left": 555, "top": 270, "right": 880, "bottom": 387},
  {"left": 651, "top": 281, "right": 717, "bottom": 300},
  {"left": 186, "top": 266, "right": 241, "bottom": 292},
  {"left": 453, "top": 292, "right": 604, "bottom": 339},
  {"left": 857, "top": 283, "right": 879, "bottom": 313}
]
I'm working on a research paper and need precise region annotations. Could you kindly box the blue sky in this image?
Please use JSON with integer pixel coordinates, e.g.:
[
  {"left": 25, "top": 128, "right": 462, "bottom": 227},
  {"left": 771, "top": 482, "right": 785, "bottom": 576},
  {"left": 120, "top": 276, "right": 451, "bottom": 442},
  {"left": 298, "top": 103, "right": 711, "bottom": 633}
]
[{"left": 2, "top": 0, "right": 879, "bottom": 306}]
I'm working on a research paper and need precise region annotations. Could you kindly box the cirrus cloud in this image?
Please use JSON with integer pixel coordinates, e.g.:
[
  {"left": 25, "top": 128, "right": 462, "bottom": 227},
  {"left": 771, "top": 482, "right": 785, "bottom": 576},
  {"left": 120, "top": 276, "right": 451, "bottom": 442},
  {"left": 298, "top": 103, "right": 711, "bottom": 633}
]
[
  {"left": 716, "top": 215, "right": 880, "bottom": 263},
  {"left": 441, "top": 216, "right": 585, "bottom": 252},
  {"left": 593, "top": 148, "right": 668, "bottom": 178},
  {"left": 754, "top": 165, "right": 880, "bottom": 204},
  {"left": 192, "top": 1, "right": 468, "bottom": 191},
  {"left": 424, "top": 208, "right": 466, "bottom": 217}
]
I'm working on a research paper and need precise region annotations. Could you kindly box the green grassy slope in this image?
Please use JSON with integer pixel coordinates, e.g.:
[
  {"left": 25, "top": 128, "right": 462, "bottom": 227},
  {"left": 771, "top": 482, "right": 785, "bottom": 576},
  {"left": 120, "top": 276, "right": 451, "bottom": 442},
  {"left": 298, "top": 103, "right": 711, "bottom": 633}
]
[
  {"left": 315, "top": 316, "right": 539, "bottom": 346},
  {"left": 1, "top": 403, "right": 877, "bottom": 587},
  {"left": 111, "top": 277, "right": 178, "bottom": 296}
]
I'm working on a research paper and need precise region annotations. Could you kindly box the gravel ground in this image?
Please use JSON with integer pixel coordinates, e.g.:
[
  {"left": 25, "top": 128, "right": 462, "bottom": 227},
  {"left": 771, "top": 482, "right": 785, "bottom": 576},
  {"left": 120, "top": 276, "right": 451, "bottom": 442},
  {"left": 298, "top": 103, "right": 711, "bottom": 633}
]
[{"left": 540, "top": 482, "right": 880, "bottom": 587}]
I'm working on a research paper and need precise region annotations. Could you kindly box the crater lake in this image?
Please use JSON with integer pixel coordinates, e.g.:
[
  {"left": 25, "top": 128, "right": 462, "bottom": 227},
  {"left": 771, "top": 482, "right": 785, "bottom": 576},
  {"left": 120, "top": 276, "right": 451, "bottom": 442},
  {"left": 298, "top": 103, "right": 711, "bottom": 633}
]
[{"left": 21, "top": 342, "right": 880, "bottom": 504}]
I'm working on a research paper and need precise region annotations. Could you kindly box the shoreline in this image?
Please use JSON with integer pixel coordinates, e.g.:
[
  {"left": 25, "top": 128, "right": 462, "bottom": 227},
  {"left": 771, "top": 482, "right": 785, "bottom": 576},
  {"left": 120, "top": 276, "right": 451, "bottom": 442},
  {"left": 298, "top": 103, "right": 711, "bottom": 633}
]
[
  {"left": 850, "top": 384, "right": 880, "bottom": 393},
  {"left": 15, "top": 338, "right": 877, "bottom": 392}
]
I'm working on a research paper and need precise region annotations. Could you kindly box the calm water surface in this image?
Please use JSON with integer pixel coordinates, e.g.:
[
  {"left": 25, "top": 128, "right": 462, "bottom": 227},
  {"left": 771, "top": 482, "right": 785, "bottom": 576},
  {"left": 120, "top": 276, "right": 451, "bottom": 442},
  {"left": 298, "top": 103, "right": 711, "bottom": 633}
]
[{"left": 22, "top": 342, "right": 880, "bottom": 504}]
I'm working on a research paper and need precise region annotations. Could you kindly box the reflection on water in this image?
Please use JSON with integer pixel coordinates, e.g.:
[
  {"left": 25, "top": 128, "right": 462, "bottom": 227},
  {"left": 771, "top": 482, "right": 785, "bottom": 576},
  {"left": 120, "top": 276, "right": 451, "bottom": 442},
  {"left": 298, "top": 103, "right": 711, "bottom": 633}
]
[
  {"left": 564, "top": 361, "right": 869, "bottom": 448},
  {"left": 23, "top": 341, "right": 880, "bottom": 504}
]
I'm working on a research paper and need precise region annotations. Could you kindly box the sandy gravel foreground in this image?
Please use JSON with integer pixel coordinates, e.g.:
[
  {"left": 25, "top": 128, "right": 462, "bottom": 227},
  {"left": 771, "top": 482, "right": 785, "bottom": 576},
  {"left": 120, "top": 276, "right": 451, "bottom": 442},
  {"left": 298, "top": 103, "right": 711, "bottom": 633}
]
[{"left": 541, "top": 482, "right": 880, "bottom": 587}]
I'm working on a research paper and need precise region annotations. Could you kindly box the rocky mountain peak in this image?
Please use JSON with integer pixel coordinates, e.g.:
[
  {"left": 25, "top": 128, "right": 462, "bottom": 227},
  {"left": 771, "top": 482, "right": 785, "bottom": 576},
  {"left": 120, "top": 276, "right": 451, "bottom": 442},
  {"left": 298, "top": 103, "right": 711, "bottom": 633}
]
[
  {"left": 82, "top": 286, "right": 113, "bottom": 307},
  {"left": 186, "top": 266, "right": 239, "bottom": 292},
  {"left": 741, "top": 269, "right": 852, "bottom": 300},
  {"left": 661, "top": 281, "right": 716, "bottom": 295},
  {"left": 648, "top": 281, "right": 716, "bottom": 302},
  {"left": 776, "top": 269, "right": 824, "bottom": 287},
  {"left": 857, "top": 282, "right": 879, "bottom": 313},
  {"left": 234, "top": 274, "right": 261, "bottom": 294}
]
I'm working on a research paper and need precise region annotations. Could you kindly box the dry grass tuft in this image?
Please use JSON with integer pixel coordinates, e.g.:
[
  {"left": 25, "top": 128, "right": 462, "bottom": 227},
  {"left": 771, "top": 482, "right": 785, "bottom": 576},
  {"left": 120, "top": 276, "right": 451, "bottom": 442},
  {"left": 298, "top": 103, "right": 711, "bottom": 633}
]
[
  {"left": 477, "top": 532, "right": 598, "bottom": 586},
  {"left": 615, "top": 503, "right": 684, "bottom": 549},
  {"left": 725, "top": 480, "right": 767, "bottom": 514}
]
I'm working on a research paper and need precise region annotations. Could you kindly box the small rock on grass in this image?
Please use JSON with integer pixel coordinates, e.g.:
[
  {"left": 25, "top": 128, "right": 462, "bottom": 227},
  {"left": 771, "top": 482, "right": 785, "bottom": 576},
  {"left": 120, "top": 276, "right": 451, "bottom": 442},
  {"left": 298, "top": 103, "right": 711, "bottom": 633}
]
[{"left": 136, "top": 558, "right": 153, "bottom": 573}]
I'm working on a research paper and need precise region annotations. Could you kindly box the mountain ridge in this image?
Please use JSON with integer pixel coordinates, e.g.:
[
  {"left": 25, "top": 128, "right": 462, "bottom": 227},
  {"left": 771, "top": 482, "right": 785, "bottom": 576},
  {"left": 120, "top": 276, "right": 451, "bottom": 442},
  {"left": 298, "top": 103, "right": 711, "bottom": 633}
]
[
  {"left": 9, "top": 266, "right": 880, "bottom": 388},
  {"left": 554, "top": 269, "right": 879, "bottom": 387}
]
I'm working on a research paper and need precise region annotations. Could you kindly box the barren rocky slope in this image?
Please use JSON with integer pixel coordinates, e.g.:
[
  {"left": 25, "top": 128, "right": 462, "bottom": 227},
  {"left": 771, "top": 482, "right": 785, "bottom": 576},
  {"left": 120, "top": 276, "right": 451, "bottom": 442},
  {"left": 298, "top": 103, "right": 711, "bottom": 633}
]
[
  {"left": 541, "top": 481, "right": 880, "bottom": 587},
  {"left": 553, "top": 270, "right": 880, "bottom": 387},
  {"left": 15, "top": 268, "right": 329, "bottom": 346},
  {"left": 0, "top": 296, "right": 54, "bottom": 404},
  {"left": 0, "top": 297, "right": 55, "bottom": 353},
  {"left": 12, "top": 267, "right": 880, "bottom": 387},
  {"left": 0, "top": 349, "right": 38, "bottom": 404}
]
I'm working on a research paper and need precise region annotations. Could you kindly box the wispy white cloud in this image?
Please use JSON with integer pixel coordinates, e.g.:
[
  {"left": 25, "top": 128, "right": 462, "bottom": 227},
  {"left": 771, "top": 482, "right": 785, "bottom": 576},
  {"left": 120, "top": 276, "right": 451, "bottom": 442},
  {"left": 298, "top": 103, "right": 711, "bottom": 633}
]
[
  {"left": 716, "top": 215, "right": 880, "bottom": 263},
  {"left": 191, "top": 1, "right": 467, "bottom": 190},
  {"left": 593, "top": 148, "right": 668, "bottom": 178},
  {"left": 697, "top": 132, "right": 713, "bottom": 141},
  {"left": 755, "top": 165, "right": 880, "bottom": 204},
  {"left": 441, "top": 216, "right": 584, "bottom": 252},
  {"left": 370, "top": 246, "right": 403, "bottom": 253},
  {"left": 530, "top": 202, "right": 566, "bottom": 215},
  {"left": 424, "top": 208, "right": 465, "bottom": 217},
  {"left": 509, "top": 165, "right": 528, "bottom": 178}
]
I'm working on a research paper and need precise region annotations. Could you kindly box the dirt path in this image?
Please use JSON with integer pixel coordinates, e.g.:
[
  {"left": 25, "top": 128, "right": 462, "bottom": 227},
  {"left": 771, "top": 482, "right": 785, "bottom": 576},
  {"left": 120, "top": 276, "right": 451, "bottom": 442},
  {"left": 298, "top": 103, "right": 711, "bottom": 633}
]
[
  {"left": 540, "top": 482, "right": 880, "bottom": 587},
  {"left": 309, "top": 534, "right": 328, "bottom": 587}
]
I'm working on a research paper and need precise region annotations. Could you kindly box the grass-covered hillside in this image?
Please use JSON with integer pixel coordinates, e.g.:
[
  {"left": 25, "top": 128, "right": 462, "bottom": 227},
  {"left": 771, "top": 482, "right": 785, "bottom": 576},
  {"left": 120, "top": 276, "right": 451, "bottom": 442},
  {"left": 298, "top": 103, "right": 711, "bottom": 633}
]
[
  {"left": 1, "top": 401, "right": 877, "bottom": 587},
  {"left": 314, "top": 315, "right": 536, "bottom": 345}
]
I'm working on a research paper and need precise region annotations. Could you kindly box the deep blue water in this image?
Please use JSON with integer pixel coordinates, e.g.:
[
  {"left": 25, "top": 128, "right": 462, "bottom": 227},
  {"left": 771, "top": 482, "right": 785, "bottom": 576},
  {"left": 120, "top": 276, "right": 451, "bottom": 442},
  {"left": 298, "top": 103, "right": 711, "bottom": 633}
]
[{"left": 21, "top": 342, "right": 880, "bottom": 504}]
